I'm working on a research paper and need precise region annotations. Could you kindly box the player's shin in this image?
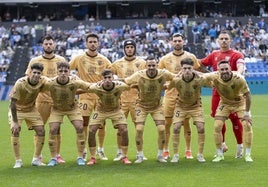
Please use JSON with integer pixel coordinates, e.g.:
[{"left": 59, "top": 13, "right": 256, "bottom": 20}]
[
  {"left": 157, "top": 124, "right": 165, "bottom": 150},
  {"left": 135, "top": 124, "right": 144, "bottom": 152},
  {"left": 198, "top": 132, "right": 205, "bottom": 154},
  {"left": 183, "top": 118, "right": 192, "bottom": 151},
  {"left": 56, "top": 134, "right": 61, "bottom": 155},
  {"left": 214, "top": 119, "right": 224, "bottom": 150},
  {"left": 242, "top": 120, "right": 253, "bottom": 149},
  {"left": 11, "top": 137, "right": 20, "bottom": 160},
  {"left": 34, "top": 135, "right": 45, "bottom": 158},
  {"left": 97, "top": 126, "right": 105, "bottom": 149},
  {"left": 77, "top": 133, "right": 85, "bottom": 158},
  {"left": 48, "top": 134, "right": 57, "bottom": 158},
  {"left": 164, "top": 117, "right": 172, "bottom": 150},
  {"left": 172, "top": 133, "right": 180, "bottom": 155}
]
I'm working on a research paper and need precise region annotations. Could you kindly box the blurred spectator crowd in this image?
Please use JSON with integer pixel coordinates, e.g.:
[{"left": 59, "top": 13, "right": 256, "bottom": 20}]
[{"left": 1, "top": 14, "right": 268, "bottom": 85}]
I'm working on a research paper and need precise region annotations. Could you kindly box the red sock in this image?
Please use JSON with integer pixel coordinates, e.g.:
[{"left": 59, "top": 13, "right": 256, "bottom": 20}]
[
  {"left": 221, "top": 124, "right": 226, "bottom": 142},
  {"left": 229, "top": 113, "right": 243, "bottom": 144}
]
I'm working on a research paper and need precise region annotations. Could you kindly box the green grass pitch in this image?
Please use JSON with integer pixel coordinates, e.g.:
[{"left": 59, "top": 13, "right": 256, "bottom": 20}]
[{"left": 0, "top": 95, "right": 268, "bottom": 187}]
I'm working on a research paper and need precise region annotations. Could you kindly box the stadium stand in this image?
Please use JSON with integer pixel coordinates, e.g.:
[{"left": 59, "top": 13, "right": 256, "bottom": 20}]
[
  {"left": 5, "top": 46, "right": 30, "bottom": 85},
  {"left": 0, "top": 1, "right": 268, "bottom": 99}
]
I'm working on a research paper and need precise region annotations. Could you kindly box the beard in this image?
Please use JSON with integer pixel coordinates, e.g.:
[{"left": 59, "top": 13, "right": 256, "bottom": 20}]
[
  {"left": 146, "top": 70, "right": 157, "bottom": 78},
  {"left": 174, "top": 45, "right": 183, "bottom": 51},
  {"left": 88, "top": 47, "right": 97, "bottom": 52},
  {"left": 125, "top": 53, "right": 135, "bottom": 57},
  {"left": 221, "top": 73, "right": 231, "bottom": 81},
  {"left": 184, "top": 74, "right": 192, "bottom": 80},
  {"left": 44, "top": 49, "right": 54, "bottom": 54}
]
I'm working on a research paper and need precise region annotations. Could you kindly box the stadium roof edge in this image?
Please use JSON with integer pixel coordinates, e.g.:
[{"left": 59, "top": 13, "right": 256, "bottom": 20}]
[
  {"left": 0, "top": 0, "right": 198, "bottom": 3},
  {"left": 0, "top": 0, "right": 164, "bottom": 3}
]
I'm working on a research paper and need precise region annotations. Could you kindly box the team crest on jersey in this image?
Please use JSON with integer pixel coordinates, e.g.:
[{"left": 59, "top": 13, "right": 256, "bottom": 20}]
[
  {"left": 98, "top": 61, "right": 103, "bottom": 66},
  {"left": 70, "top": 86, "right": 75, "bottom": 91},
  {"left": 175, "top": 65, "right": 181, "bottom": 72},
  {"left": 231, "top": 84, "right": 235, "bottom": 89},
  {"left": 135, "top": 63, "right": 140, "bottom": 68}
]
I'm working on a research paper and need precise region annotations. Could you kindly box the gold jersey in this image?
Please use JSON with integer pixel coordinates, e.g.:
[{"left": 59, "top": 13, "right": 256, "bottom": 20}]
[
  {"left": 125, "top": 69, "right": 175, "bottom": 110},
  {"left": 168, "top": 73, "right": 210, "bottom": 109},
  {"left": 25, "top": 55, "right": 66, "bottom": 103},
  {"left": 204, "top": 72, "right": 250, "bottom": 105},
  {"left": 109, "top": 57, "right": 146, "bottom": 103},
  {"left": 158, "top": 51, "right": 201, "bottom": 98},
  {"left": 69, "top": 52, "right": 112, "bottom": 100},
  {"left": 43, "top": 76, "right": 92, "bottom": 111},
  {"left": 9, "top": 76, "right": 48, "bottom": 112},
  {"left": 90, "top": 81, "right": 129, "bottom": 112}
]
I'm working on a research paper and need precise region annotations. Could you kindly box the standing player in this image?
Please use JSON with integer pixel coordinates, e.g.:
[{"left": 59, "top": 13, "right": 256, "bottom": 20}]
[
  {"left": 158, "top": 33, "right": 203, "bottom": 160},
  {"left": 87, "top": 69, "right": 132, "bottom": 165},
  {"left": 25, "top": 35, "right": 66, "bottom": 164},
  {"left": 109, "top": 39, "right": 146, "bottom": 161},
  {"left": 123, "top": 56, "right": 175, "bottom": 163},
  {"left": 44, "top": 62, "right": 92, "bottom": 166},
  {"left": 168, "top": 58, "right": 210, "bottom": 163},
  {"left": 203, "top": 60, "right": 253, "bottom": 162},
  {"left": 69, "top": 33, "right": 112, "bottom": 161},
  {"left": 9, "top": 63, "right": 47, "bottom": 168},
  {"left": 200, "top": 30, "right": 245, "bottom": 158}
]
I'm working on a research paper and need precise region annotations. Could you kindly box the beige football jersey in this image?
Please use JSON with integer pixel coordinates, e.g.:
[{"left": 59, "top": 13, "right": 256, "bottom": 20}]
[
  {"left": 25, "top": 55, "right": 66, "bottom": 103},
  {"left": 44, "top": 76, "right": 92, "bottom": 111},
  {"left": 204, "top": 72, "right": 250, "bottom": 105},
  {"left": 109, "top": 57, "right": 146, "bottom": 103},
  {"left": 168, "top": 73, "right": 210, "bottom": 109},
  {"left": 125, "top": 69, "right": 175, "bottom": 110},
  {"left": 10, "top": 76, "right": 48, "bottom": 112},
  {"left": 90, "top": 81, "right": 129, "bottom": 112},
  {"left": 158, "top": 51, "right": 200, "bottom": 98},
  {"left": 69, "top": 52, "right": 112, "bottom": 100}
]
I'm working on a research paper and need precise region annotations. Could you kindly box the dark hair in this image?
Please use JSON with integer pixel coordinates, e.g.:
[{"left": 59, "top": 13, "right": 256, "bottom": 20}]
[
  {"left": 31, "top": 63, "right": 44, "bottom": 72},
  {"left": 86, "top": 33, "right": 99, "bottom": 42},
  {"left": 42, "top": 35, "right": 54, "bottom": 43},
  {"left": 217, "top": 60, "right": 229, "bottom": 66},
  {"left": 218, "top": 30, "right": 232, "bottom": 39},
  {"left": 101, "top": 69, "right": 114, "bottom": 77},
  {"left": 219, "top": 30, "right": 230, "bottom": 35},
  {"left": 172, "top": 32, "right": 185, "bottom": 40},
  {"left": 57, "top": 61, "right": 69, "bottom": 69},
  {"left": 146, "top": 55, "right": 158, "bottom": 62},
  {"left": 181, "top": 57, "right": 194, "bottom": 66}
]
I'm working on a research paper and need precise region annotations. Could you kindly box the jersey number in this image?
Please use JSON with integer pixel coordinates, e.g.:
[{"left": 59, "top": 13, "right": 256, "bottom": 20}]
[
  {"left": 79, "top": 103, "right": 88, "bottom": 110},
  {"left": 92, "top": 113, "right": 98, "bottom": 119},
  {"left": 136, "top": 109, "right": 141, "bottom": 116}
]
